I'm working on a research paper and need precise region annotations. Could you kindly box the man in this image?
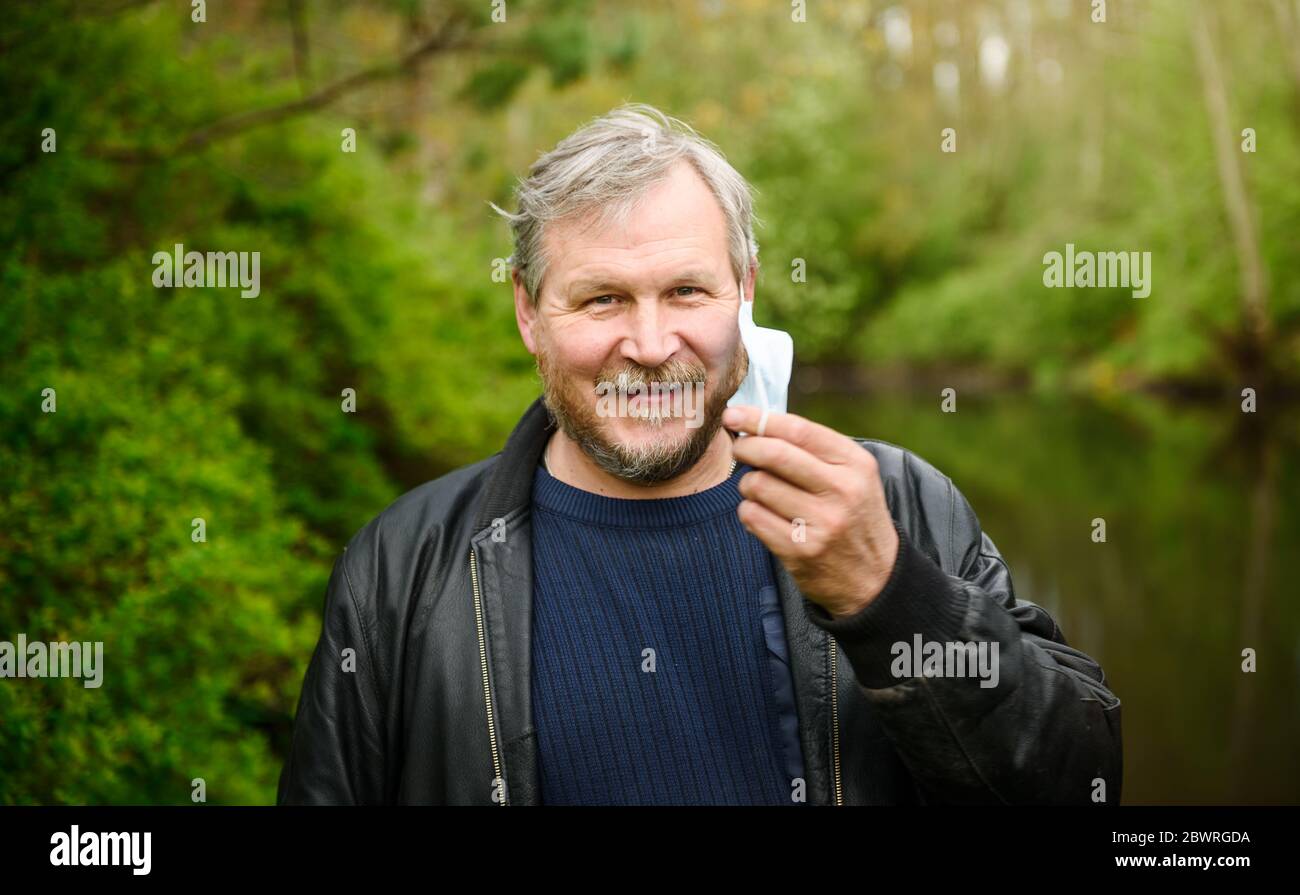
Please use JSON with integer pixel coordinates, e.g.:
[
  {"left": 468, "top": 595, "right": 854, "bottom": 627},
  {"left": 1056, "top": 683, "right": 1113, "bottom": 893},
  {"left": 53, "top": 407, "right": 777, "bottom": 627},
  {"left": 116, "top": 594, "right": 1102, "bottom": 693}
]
[{"left": 277, "top": 103, "right": 1122, "bottom": 806}]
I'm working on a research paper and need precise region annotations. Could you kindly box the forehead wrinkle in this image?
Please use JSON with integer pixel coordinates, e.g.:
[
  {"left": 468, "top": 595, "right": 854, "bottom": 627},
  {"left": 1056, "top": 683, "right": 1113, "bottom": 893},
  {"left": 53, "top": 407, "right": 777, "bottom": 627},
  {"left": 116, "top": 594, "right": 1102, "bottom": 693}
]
[{"left": 559, "top": 240, "right": 724, "bottom": 295}]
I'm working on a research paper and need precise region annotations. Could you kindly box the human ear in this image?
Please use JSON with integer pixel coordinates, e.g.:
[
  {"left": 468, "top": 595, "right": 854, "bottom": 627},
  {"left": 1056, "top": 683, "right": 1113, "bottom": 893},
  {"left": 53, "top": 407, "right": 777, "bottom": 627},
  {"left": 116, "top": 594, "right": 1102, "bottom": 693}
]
[{"left": 513, "top": 269, "right": 540, "bottom": 355}]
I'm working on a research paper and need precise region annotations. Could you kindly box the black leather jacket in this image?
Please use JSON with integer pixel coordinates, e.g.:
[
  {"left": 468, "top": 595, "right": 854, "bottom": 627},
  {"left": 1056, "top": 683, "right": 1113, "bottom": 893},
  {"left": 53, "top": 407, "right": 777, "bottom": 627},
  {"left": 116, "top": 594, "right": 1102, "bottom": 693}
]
[{"left": 277, "top": 397, "right": 1123, "bottom": 805}]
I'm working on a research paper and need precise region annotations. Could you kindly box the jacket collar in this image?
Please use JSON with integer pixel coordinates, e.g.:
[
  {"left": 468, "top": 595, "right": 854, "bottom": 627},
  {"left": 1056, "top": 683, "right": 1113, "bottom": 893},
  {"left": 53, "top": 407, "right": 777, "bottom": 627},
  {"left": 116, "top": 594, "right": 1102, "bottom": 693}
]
[
  {"left": 470, "top": 397, "right": 834, "bottom": 805},
  {"left": 473, "top": 396, "right": 555, "bottom": 534}
]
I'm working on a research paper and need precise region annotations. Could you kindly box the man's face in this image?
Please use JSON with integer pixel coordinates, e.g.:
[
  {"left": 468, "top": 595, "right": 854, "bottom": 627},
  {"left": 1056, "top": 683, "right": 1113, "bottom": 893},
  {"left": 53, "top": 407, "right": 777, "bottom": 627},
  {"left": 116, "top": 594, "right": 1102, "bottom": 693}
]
[{"left": 516, "top": 160, "right": 749, "bottom": 484}]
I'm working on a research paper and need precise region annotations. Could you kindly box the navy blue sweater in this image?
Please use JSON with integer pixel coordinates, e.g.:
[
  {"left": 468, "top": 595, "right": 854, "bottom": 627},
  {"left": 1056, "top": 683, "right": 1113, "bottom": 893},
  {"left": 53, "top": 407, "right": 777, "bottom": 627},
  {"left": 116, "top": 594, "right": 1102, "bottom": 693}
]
[{"left": 530, "top": 460, "right": 806, "bottom": 805}]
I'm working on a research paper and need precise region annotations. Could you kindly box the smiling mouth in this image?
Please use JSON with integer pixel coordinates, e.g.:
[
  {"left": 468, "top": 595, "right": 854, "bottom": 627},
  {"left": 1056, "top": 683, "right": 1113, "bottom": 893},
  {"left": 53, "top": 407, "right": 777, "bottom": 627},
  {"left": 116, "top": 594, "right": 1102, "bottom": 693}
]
[{"left": 606, "top": 382, "right": 701, "bottom": 403}]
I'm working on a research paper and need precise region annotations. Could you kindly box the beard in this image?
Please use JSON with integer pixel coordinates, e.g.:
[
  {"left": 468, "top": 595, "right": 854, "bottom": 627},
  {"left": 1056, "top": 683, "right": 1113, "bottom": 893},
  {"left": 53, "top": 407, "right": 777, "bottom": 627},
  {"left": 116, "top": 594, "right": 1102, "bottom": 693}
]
[{"left": 537, "top": 341, "right": 749, "bottom": 485}]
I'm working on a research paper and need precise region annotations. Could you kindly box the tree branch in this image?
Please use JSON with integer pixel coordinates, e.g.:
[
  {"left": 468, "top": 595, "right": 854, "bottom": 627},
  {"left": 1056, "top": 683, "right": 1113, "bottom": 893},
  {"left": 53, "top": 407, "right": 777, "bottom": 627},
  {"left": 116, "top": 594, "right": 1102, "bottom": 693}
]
[{"left": 89, "top": 14, "right": 478, "bottom": 163}]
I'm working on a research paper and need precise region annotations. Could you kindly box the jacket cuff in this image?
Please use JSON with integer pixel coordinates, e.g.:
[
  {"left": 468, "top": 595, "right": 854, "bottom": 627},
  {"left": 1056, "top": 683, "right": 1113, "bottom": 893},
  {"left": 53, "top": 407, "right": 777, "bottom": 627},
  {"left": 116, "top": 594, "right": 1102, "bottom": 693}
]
[{"left": 804, "top": 520, "right": 970, "bottom": 690}]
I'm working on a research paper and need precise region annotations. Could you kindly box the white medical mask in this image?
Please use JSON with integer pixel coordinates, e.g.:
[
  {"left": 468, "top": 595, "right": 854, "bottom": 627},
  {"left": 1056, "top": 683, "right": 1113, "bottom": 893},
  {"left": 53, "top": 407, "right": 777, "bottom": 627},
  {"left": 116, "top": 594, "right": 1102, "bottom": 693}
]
[{"left": 726, "top": 280, "right": 794, "bottom": 436}]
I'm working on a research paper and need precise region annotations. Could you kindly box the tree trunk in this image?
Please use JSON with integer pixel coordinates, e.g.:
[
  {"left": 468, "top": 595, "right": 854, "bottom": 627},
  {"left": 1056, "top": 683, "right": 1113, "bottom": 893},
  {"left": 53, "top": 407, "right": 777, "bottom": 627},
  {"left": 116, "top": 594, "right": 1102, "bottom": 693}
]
[{"left": 1190, "top": 1, "right": 1271, "bottom": 354}]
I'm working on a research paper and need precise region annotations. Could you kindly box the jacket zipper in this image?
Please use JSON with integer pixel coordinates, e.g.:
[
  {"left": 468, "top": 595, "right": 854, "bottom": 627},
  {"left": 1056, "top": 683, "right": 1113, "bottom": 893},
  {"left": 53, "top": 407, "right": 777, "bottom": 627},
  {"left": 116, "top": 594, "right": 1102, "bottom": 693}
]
[
  {"left": 469, "top": 548, "right": 506, "bottom": 805},
  {"left": 830, "top": 639, "right": 843, "bottom": 805}
]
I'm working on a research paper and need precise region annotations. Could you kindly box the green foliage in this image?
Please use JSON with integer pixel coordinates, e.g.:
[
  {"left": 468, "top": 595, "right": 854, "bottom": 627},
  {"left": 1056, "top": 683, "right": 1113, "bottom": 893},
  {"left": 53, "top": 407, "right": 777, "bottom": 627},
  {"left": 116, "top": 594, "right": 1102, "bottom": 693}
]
[
  {"left": 0, "top": 1, "right": 545, "bottom": 804},
  {"left": 461, "top": 60, "right": 533, "bottom": 109}
]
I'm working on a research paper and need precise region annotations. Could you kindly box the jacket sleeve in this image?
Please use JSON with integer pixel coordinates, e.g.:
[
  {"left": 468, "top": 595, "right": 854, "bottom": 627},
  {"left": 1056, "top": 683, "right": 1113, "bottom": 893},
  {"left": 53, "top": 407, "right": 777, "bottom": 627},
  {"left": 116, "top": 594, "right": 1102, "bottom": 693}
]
[
  {"left": 805, "top": 467, "right": 1123, "bottom": 805},
  {"left": 276, "top": 548, "right": 388, "bottom": 805}
]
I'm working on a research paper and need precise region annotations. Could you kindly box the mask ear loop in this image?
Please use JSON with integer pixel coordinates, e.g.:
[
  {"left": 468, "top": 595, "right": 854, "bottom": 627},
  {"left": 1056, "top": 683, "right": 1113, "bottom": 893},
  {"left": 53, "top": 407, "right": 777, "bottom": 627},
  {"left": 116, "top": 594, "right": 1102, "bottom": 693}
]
[{"left": 740, "top": 279, "right": 771, "bottom": 438}]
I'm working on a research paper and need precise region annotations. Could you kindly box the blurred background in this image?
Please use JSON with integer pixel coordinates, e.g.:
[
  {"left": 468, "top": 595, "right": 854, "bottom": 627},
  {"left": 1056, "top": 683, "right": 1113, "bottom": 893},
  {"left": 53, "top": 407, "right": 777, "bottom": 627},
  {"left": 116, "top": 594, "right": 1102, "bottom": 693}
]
[{"left": 1, "top": 0, "right": 1298, "bottom": 805}]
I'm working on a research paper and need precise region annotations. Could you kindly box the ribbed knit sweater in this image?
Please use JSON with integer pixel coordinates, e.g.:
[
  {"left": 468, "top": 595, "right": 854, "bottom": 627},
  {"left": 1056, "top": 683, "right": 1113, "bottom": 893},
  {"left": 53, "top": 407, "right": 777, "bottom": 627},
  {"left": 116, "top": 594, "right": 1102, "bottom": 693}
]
[{"left": 530, "top": 460, "right": 806, "bottom": 805}]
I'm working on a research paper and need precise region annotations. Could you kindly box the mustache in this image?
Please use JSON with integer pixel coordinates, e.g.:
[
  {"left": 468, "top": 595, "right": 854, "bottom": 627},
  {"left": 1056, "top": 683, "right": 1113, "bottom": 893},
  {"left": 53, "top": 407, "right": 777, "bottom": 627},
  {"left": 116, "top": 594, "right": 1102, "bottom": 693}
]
[{"left": 594, "top": 360, "right": 707, "bottom": 391}]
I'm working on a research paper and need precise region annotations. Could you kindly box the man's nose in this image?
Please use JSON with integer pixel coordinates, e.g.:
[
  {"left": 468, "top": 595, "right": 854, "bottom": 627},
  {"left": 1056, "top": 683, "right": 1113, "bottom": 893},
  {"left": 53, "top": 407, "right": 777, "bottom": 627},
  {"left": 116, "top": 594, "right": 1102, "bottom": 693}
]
[{"left": 620, "top": 300, "right": 681, "bottom": 368}]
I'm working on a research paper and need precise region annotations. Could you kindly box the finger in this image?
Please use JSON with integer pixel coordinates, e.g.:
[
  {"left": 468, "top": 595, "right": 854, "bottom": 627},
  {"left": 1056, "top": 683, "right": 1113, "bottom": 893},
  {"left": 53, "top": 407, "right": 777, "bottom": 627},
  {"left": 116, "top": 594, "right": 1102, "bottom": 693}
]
[
  {"left": 731, "top": 434, "right": 830, "bottom": 494},
  {"left": 736, "top": 498, "right": 800, "bottom": 559},
  {"left": 722, "top": 406, "right": 857, "bottom": 465},
  {"left": 737, "top": 469, "right": 820, "bottom": 523}
]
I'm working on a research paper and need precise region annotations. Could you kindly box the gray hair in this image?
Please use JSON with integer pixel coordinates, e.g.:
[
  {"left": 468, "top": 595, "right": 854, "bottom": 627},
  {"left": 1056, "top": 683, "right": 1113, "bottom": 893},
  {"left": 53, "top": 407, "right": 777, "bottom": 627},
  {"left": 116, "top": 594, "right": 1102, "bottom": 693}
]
[{"left": 490, "top": 102, "right": 761, "bottom": 305}]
